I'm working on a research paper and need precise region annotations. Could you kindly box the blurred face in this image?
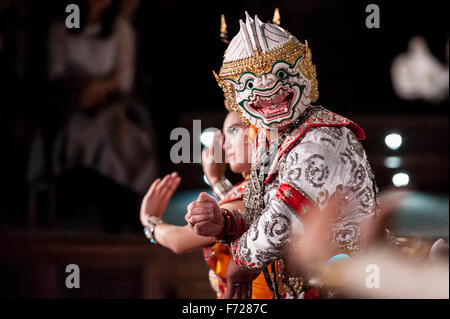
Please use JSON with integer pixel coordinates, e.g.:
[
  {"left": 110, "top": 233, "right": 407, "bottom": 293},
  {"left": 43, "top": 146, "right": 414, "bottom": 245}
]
[
  {"left": 223, "top": 112, "right": 253, "bottom": 174},
  {"left": 88, "top": 0, "right": 112, "bottom": 14},
  {"left": 120, "top": 0, "right": 140, "bottom": 17}
]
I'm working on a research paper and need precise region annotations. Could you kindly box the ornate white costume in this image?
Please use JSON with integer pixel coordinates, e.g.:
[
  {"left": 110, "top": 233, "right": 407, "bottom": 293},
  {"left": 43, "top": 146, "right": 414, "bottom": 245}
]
[
  {"left": 213, "top": 13, "right": 378, "bottom": 298},
  {"left": 235, "top": 107, "right": 376, "bottom": 265}
]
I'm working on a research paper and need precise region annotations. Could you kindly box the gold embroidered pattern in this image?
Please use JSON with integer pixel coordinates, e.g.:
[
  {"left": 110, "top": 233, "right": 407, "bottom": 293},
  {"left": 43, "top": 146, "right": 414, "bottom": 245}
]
[
  {"left": 219, "top": 38, "right": 305, "bottom": 80},
  {"left": 280, "top": 272, "right": 304, "bottom": 298}
]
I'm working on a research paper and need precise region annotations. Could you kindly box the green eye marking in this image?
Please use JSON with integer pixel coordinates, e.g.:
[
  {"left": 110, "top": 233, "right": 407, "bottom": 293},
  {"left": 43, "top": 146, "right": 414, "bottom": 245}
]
[
  {"left": 234, "top": 68, "right": 300, "bottom": 93},
  {"left": 224, "top": 56, "right": 302, "bottom": 88},
  {"left": 239, "top": 79, "right": 283, "bottom": 94}
]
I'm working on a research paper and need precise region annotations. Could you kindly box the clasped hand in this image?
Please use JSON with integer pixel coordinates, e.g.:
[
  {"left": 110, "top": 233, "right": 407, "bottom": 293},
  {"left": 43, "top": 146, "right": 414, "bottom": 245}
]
[{"left": 185, "top": 192, "right": 224, "bottom": 237}]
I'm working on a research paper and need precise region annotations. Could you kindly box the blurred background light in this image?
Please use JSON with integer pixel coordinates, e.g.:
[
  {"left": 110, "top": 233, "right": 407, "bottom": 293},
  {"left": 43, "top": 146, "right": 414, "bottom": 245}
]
[
  {"left": 384, "top": 156, "right": 402, "bottom": 169},
  {"left": 200, "top": 130, "right": 216, "bottom": 148},
  {"left": 385, "top": 133, "right": 403, "bottom": 150},
  {"left": 203, "top": 174, "right": 210, "bottom": 186},
  {"left": 393, "top": 172, "right": 410, "bottom": 187}
]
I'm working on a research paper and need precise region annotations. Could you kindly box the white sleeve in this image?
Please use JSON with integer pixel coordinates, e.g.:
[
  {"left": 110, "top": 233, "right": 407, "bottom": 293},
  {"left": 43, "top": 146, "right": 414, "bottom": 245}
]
[{"left": 280, "top": 126, "right": 349, "bottom": 209}]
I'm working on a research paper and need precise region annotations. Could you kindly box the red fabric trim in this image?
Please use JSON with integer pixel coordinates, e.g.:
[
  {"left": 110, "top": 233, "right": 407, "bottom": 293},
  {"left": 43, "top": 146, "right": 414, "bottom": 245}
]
[
  {"left": 264, "top": 119, "right": 366, "bottom": 184},
  {"left": 219, "top": 196, "right": 243, "bottom": 205},
  {"left": 275, "top": 184, "right": 315, "bottom": 217},
  {"left": 304, "top": 288, "right": 320, "bottom": 299},
  {"left": 348, "top": 120, "right": 365, "bottom": 140},
  {"left": 219, "top": 180, "right": 247, "bottom": 205},
  {"left": 233, "top": 256, "right": 256, "bottom": 268},
  {"left": 258, "top": 108, "right": 367, "bottom": 184},
  {"left": 279, "top": 122, "right": 348, "bottom": 161},
  {"left": 233, "top": 242, "right": 256, "bottom": 268}
]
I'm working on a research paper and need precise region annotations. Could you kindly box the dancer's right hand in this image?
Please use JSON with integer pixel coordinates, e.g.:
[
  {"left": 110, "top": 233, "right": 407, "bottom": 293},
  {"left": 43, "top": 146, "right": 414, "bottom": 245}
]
[
  {"left": 185, "top": 192, "right": 224, "bottom": 237},
  {"left": 140, "top": 172, "right": 181, "bottom": 227}
]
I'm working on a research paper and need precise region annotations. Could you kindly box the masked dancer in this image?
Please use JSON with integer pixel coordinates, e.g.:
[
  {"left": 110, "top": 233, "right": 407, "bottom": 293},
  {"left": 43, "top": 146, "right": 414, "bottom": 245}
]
[{"left": 187, "top": 12, "right": 379, "bottom": 299}]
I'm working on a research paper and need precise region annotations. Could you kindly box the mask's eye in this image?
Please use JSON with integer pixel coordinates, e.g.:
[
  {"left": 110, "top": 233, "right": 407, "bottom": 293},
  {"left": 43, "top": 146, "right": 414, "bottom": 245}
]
[
  {"left": 247, "top": 81, "right": 254, "bottom": 89},
  {"left": 277, "top": 70, "right": 288, "bottom": 80}
]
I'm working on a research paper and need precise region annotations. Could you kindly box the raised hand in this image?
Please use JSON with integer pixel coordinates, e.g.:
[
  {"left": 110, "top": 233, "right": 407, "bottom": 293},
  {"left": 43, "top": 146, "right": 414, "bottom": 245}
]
[
  {"left": 185, "top": 192, "right": 224, "bottom": 237},
  {"left": 140, "top": 172, "right": 181, "bottom": 227},
  {"left": 202, "top": 130, "right": 227, "bottom": 186}
]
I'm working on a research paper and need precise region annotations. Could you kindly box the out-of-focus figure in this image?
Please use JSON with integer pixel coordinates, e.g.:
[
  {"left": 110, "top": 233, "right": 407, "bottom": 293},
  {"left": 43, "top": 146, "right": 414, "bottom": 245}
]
[
  {"left": 287, "top": 190, "right": 449, "bottom": 299},
  {"left": 140, "top": 112, "right": 276, "bottom": 299},
  {"left": 0, "top": 0, "right": 38, "bottom": 226},
  {"left": 27, "top": 0, "right": 157, "bottom": 231},
  {"left": 391, "top": 36, "right": 449, "bottom": 103},
  {"left": 119, "top": 0, "right": 141, "bottom": 20}
]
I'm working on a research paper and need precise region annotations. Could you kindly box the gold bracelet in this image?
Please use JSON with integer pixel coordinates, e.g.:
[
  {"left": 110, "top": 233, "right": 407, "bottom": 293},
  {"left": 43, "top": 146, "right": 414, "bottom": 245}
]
[{"left": 214, "top": 208, "right": 232, "bottom": 242}]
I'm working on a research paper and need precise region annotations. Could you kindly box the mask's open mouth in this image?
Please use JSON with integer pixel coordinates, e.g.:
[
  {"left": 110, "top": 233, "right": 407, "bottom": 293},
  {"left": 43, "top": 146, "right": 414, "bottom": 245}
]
[{"left": 249, "top": 88, "right": 294, "bottom": 119}]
